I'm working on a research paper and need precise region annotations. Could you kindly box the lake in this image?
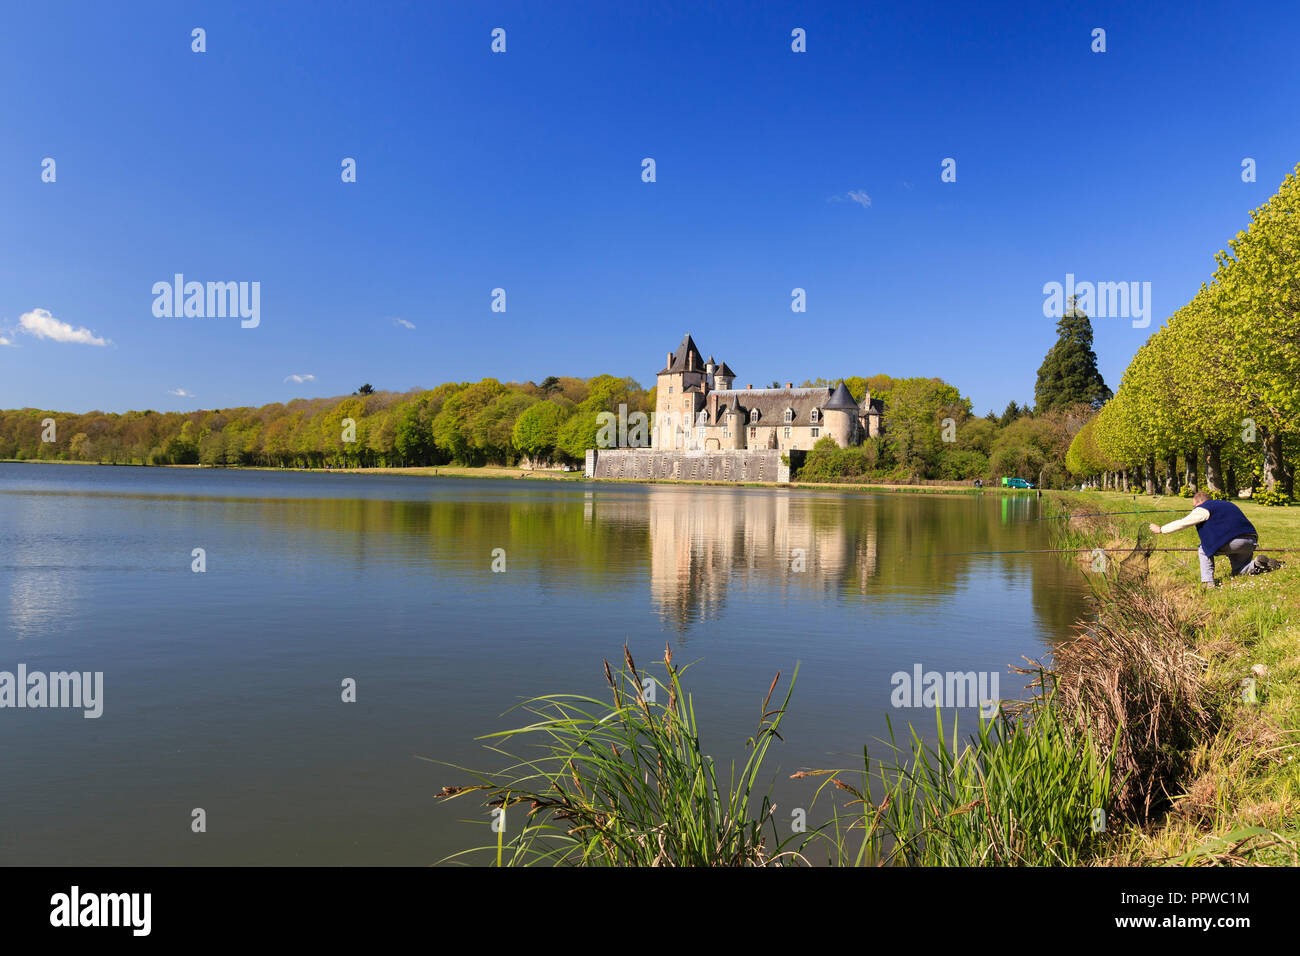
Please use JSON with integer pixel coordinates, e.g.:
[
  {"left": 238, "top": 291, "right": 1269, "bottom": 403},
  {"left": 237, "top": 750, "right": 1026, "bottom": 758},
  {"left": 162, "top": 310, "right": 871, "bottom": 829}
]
[{"left": 0, "top": 463, "right": 1090, "bottom": 865}]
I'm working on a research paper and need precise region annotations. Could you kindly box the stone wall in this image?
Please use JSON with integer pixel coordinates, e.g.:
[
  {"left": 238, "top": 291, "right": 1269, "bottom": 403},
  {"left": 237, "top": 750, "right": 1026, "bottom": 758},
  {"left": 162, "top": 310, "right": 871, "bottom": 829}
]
[{"left": 584, "top": 448, "right": 797, "bottom": 484}]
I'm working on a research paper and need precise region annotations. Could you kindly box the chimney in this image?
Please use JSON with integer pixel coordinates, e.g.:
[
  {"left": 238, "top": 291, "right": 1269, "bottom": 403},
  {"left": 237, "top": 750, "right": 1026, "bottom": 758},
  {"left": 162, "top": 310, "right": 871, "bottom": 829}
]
[
  {"left": 785, "top": 382, "right": 793, "bottom": 389},
  {"left": 746, "top": 383, "right": 752, "bottom": 390},
  {"left": 666, "top": 352, "right": 672, "bottom": 369}
]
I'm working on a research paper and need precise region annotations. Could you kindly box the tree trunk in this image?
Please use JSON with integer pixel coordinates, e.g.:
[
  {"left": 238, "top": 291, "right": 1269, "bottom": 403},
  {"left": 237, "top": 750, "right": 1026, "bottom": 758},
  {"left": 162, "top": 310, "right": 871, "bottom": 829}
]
[
  {"left": 1164, "top": 453, "right": 1178, "bottom": 495},
  {"left": 1183, "top": 451, "right": 1198, "bottom": 493},
  {"left": 1121, "top": 469, "right": 1129, "bottom": 492},
  {"left": 1144, "top": 456, "right": 1156, "bottom": 495},
  {"left": 1204, "top": 443, "right": 1224, "bottom": 493},
  {"left": 1261, "top": 427, "right": 1284, "bottom": 491}
]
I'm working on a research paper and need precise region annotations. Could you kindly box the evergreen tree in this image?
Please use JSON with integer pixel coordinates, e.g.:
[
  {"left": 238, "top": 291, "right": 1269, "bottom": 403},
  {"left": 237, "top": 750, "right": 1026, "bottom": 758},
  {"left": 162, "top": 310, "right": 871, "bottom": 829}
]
[
  {"left": 998, "top": 400, "right": 1026, "bottom": 427},
  {"left": 1034, "top": 299, "right": 1112, "bottom": 411}
]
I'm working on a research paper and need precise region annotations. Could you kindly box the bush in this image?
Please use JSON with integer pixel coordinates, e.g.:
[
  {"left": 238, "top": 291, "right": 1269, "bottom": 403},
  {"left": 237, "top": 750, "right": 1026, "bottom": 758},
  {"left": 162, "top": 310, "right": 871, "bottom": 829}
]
[
  {"left": 936, "top": 448, "right": 988, "bottom": 481},
  {"left": 1254, "top": 487, "right": 1291, "bottom": 507},
  {"left": 794, "top": 436, "right": 881, "bottom": 482},
  {"left": 1178, "top": 484, "right": 1196, "bottom": 498}
]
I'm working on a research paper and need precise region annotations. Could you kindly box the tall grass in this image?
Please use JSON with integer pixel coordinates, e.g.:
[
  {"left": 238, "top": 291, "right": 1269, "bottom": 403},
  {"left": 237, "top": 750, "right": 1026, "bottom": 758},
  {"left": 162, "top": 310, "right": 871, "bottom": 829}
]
[
  {"left": 1045, "top": 577, "right": 1229, "bottom": 821},
  {"left": 800, "top": 681, "right": 1121, "bottom": 867},
  {"left": 437, "top": 646, "right": 1127, "bottom": 866},
  {"left": 434, "top": 645, "right": 811, "bottom": 866}
]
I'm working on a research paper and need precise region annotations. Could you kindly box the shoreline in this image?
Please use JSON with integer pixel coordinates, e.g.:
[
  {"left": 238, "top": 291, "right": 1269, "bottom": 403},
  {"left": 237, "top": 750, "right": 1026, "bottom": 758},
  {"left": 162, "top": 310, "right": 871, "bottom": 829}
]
[
  {"left": 1051, "top": 490, "right": 1298, "bottom": 863},
  {"left": 0, "top": 458, "right": 1044, "bottom": 497}
]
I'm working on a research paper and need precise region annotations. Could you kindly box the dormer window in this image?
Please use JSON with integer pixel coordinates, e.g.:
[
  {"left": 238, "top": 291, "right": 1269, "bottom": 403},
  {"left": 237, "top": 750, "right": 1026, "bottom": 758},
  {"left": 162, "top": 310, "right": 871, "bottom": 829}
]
[
  {"left": 810, "top": 408, "right": 820, "bottom": 424},
  {"left": 697, "top": 411, "right": 707, "bottom": 425},
  {"left": 783, "top": 408, "right": 793, "bottom": 424},
  {"left": 750, "top": 409, "right": 760, "bottom": 424}
]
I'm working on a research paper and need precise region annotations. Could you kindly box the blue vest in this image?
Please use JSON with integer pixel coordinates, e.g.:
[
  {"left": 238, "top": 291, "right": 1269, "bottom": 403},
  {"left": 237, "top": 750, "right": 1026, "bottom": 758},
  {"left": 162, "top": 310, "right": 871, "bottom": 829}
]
[{"left": 1196, "top": 499, "right": 1257, "bottom": 556}]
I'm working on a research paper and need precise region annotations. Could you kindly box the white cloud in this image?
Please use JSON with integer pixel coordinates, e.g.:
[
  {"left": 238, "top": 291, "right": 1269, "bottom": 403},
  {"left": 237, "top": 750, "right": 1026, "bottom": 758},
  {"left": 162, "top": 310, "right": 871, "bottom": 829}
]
[
  {"left": 0, "top": 335, "right": 15, "bottom": 347},
  {"left": 168, "top": 388, "right": 194, "bottom": 397},
  {"left": 18, "top": 308, "right": 109, "bottom": 346},
  {"left": 284, "top": 373, "right": 316, "bottom": 384},
  {"left": 394, "top": 318, "right": 415, "bottom": 329},
  {"left": 844, "top": 190, "right": 872, "bottom": 208}
]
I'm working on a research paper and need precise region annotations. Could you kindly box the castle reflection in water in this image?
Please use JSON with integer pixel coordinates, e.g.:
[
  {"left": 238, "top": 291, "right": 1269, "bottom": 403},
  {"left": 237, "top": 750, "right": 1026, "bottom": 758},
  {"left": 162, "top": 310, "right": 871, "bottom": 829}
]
[{"left": 583, "top": 486, "right": 1066, "bottom": 633}]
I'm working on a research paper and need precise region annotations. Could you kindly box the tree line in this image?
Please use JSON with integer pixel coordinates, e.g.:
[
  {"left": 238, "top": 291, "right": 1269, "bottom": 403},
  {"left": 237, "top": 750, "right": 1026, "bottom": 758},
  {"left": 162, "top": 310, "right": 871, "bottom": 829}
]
[
  {"left": 1067, "top": 165, "right": 1300, "bottom": 504},
  {"left": 0, "top": 375, "right": 652, "bottom": 469},
  {"left": 5, "top": 324, "right": 1125, "bottom": 486}
]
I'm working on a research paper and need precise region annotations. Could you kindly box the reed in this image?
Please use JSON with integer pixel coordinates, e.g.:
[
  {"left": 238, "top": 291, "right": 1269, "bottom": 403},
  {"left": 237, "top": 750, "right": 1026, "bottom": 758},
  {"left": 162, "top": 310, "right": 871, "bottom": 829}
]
[
  {"left": 1042, "top": 576, "right": 1230, "bottom": 821},
  {"left": 434, "top": 644, "right": 811, "bottom": 866},
  {"left": 438, "top": 647, "right": 1126, "bottom": 866},
  {"left": 800, "top": 679, "right": 1121, "bottom": 867}
]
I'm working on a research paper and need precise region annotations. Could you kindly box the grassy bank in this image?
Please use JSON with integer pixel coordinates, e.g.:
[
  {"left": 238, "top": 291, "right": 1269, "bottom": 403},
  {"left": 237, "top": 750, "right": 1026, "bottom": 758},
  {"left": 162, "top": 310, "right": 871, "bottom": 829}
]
[{"left": 1052, "top": 490, "right": 1300, "bottom": 863}]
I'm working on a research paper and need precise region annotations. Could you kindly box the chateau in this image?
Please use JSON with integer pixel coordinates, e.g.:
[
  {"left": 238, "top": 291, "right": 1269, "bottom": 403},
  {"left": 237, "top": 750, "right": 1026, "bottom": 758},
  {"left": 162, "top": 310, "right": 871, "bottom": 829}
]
[{"left": 653, "top": 334, "right": 883, "bottom": 452}]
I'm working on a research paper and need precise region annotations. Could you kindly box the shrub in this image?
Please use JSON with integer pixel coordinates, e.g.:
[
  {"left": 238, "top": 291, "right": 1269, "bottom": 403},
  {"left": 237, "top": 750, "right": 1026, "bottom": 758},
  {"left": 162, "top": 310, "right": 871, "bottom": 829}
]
[
  {"left": 1254, "top": 487, "right": 1291, "bottom": 507},
  {"left": 936, "top": 448, "right": 988, "bottom": 481}
]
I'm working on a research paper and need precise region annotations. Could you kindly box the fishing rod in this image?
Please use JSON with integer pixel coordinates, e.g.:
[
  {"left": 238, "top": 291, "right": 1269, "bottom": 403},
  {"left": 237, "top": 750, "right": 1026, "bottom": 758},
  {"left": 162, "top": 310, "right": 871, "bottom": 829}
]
[
  {"left": 933, "top": 546, "right": 1300, "bottom": 557},
  {"left": 1028, "top": 509, "right": 1185, "bottom": 521}
]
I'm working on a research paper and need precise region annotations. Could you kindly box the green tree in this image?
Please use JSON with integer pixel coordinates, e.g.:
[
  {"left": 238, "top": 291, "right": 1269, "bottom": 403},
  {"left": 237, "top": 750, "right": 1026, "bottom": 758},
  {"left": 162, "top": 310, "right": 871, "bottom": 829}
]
[
  {"left": 881, "top": 377, "right": 971, "bottom": 479},
  {"left": 512, "top": 401, "right": 565, "bottom": 462},
  {"left": 1034, "top": 300, "right": 1112, "bottom": 411}
]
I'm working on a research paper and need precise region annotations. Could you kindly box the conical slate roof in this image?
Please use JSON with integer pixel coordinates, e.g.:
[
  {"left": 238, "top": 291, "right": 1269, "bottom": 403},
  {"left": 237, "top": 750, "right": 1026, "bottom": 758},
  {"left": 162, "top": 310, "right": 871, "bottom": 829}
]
[
  {"left": 662, "top": 334, "right": 705, "bottom": 373},
  {"left": 823, "top": 381, "right": 858, "bottom": 411}
]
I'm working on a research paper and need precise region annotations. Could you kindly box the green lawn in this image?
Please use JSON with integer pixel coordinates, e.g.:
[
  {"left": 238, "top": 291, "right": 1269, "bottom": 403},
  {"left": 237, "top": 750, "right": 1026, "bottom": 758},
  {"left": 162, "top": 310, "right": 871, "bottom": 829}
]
[{"left": 1057, "top": 491, "right": 1300, "bottom": 863}]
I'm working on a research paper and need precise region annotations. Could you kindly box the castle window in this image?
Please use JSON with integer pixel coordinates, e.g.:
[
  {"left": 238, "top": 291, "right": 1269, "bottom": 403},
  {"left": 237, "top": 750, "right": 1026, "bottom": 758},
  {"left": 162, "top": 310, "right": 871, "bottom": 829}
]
[
  {"left": 722, "top": 429, "right": 730, "bottom": 438},
  {"left": 749, "top": 427, "right": 756, "bottom": 439},
  {"left": 668, "top": 387, "right": 673, "bottom": 395},
  {"left": 696, "top": 427, "right": 705, "bottom": 440},
  {"left": 783, "top": 408, "right": 793, "bottom": 424},
  {"left": 811, "top": 427, "right": 820, "bottom": 438},
  {"left": 810, "top": 408, "right": 819, "bottom": 424},
  {"left": 750, "top": 409, "right": 759, "bottom": 424},
  {"left": 697, "top": 411, "right": 707, "bottom": 425},
  {"left": 783, "top": 426, "right": 792, "bottom": 439}
]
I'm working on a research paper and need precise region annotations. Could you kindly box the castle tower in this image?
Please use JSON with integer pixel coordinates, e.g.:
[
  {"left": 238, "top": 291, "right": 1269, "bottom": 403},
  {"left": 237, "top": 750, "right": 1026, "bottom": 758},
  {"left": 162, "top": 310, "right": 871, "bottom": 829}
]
[
  {"left": 654, "top": 334, "right": 707, "bottom": 449},
  {"left": 821, "top": 381, "right": 859, "bottom": 447},
  {"left": 859, "top": 389, "right": 883, "bottom": 438}
]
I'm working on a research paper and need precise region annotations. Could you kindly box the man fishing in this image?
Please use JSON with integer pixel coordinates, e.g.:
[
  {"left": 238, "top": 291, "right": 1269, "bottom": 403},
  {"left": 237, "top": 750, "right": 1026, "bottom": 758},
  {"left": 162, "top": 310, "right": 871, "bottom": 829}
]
[{"left": 1149, "top": 492, "right": 1283, "bottom": 588}]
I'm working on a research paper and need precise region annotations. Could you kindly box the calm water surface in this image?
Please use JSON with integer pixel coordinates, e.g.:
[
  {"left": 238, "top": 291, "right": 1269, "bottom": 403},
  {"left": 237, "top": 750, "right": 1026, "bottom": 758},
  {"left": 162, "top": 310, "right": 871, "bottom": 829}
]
[{"left": 0, "top": 463, "right": 1089, "bottom": 864}]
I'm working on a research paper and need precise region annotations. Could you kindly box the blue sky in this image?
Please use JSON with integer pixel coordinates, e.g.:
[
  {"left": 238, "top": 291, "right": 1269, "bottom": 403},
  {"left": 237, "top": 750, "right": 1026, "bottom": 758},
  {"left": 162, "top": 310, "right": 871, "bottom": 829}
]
[{"left": 2, "top": 0, "right": 1297, "bottom": 416}]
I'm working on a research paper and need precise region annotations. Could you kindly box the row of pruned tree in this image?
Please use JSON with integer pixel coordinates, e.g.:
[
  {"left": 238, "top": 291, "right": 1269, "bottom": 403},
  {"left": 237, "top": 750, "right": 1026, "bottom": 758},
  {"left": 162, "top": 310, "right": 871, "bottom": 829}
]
[{"left": 1067, "top": 166, "right": 1300, "bottom": 502}]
